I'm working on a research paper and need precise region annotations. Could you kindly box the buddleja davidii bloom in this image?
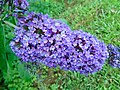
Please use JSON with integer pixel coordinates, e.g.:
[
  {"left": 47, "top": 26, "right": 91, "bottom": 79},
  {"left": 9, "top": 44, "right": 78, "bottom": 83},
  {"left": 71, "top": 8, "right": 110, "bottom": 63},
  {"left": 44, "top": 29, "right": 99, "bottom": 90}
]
[
  {"left": 14, "top": 0, "right": 29, "bottom": 10},
  {"left": 0, "top": 0, "right": 3, "bottom": 14},
  {"left": 10, "top": 12, "right": 71, "bottom": 65},
  {"left": 107, "top": 44, "right": 120, "bottom": 68},
  {"left": 10, "top": 29, "right": 41, "bottom": 62},
  {"left": 16, "top": 12, "right": 71, "bottom": 33},
  {"left": 10, "top": 12, "right": 109, "bottom": 75},
  {"left": 60, "top": 30, "right": 109, "bottom": 75},
  {"left": 39, "top": 31, "right": 72, "bottom": 68}
]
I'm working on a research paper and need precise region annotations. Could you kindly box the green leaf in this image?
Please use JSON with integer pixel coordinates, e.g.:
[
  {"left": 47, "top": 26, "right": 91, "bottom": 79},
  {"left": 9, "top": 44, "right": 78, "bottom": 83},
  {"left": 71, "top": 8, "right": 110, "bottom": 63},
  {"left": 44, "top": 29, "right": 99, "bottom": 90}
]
[
  {"left": 6, "top": 41, "right": 18, "bottom": 69},
  {"left": 57, "top": 18, "right": 68, "bottom": 24},
  {"left": 3, "top": 21, "right": 19, "bottom": 29},
  {"left": 0, "top": 22, "right": 7, "bottom": 72},
  {"left": 3, "top": 60, "right": 13, "bottom": 83},
  {"left": 17, "top": 62, "right": 31, "bottom": 81},
  {"left": 50, "top": 84, "right": 58, "bottom": 90}
]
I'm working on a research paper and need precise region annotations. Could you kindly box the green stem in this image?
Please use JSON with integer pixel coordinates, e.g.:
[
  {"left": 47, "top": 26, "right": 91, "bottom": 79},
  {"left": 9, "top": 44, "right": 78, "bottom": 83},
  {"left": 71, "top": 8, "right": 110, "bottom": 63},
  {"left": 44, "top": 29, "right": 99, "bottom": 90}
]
[{"left": 3, "top": 21, "right": 19, "bottom": 29}]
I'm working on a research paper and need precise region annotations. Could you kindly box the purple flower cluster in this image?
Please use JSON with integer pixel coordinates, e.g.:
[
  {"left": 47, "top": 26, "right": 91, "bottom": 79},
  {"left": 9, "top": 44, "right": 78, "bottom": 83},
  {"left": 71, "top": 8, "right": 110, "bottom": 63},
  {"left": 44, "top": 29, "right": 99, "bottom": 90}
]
[
  {"left": 0, "top": 0, "right": 3, "bottom": 14},
  {"left": 57, "top": 30, "right": 109, "bottom": 74},
  {"left": 10, "top": 12, "right": 109, "bottom": 75},
  {"left": 14, "top": 0, "right": 29, "bottom": 10},
  {"left": 107, "top": 44, "right": 120, "bottom": 68},
  {"left": 10, "top": 12, "right": 71, "bottom": 65}
]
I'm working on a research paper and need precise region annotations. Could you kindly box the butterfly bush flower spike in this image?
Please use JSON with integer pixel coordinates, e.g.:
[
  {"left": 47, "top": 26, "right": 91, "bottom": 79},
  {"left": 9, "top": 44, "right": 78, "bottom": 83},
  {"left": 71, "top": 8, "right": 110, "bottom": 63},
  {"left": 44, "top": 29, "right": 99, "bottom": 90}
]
[
  {"left": 14, "top": 0, "right": 29, "bottom": 10},
  {"left": 57, "top": 30, "right": 109, "bottom": 75},
  {"left": 107, "top": 44, "right": 120, "bottom": 68},
  {"left": 10, "top": 12, "right": 109, "bottom": 75},
  {"left": 10, "top": 12, "right": 71, "bottom": 66}
]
